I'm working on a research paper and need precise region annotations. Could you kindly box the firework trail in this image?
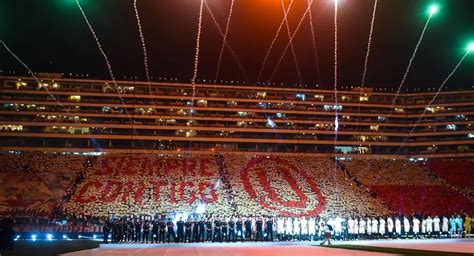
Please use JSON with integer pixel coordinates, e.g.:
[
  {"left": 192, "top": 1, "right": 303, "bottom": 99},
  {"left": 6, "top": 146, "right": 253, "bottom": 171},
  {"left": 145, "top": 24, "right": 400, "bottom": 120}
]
[
  {"left": 268, "top": 0, "right": 313, "bottom": 82},
  {"left": 133, "top": 0, "right": 151, "bottom": 87},
  {"left": 190, "top": 0, "right": 204, "bottom": 109},
  {"left": 281, "top": 0, "right": 302, "bottom": 83},
  {"left": 390, "top": 14, "right": 433, "bottom": 110},
  {"left": 215, "top": 0, "right": 235, "bottom": 81},
  {"left": 0, "top": 40, "right": 71, "bottom": 115},
  {"left": 306, "top": 0, "right": 320, "bottom": 84},
  {"left": 257, "top": 0, "right": 295, "bottom": 82},
  {"left": 332, "top": 0, "right": 340, "bottom": 199},
  {"left": 361, "top": 0, "right": 378, "bottom": 88},
  {"left": 395, "top": 51, "right": 471, "bottom": 154},
  {"left": 204, "top": 0, "right": 248, "bottom": 81}
]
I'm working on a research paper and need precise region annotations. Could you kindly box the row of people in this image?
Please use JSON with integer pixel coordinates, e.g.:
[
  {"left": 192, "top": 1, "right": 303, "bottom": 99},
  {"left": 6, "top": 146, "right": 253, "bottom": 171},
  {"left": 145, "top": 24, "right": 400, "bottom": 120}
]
[{"left": 102, "top": 213, "right": 472, "bottom": 244}]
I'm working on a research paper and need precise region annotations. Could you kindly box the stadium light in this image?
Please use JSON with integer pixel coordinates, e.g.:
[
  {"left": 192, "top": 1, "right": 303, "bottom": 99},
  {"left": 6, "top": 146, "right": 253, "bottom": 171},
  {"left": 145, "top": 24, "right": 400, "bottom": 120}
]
[
  {"left": 31, "top": 234, "right": 37, "bottom": 241},
  {"left": 47, "top": 234, "right": 53, "bottom": 241},
  {"left": 63, "top": 234, "right": 68, "bottom": 239},
  {"left": 468, "top": 43, "right": 474, "bottom": 53},
  {"left": 93, "top": 234, "right": 97, "bottom": 239},
  {"left": 429, "top": 4, "right": 439, "bottom": 15}
]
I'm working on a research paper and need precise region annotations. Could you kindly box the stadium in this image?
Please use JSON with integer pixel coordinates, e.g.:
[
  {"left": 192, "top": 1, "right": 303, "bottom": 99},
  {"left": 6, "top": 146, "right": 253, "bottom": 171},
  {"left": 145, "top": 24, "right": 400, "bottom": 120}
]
[{"left": 0, "top": 0, "right": 473, "bottom": 255}]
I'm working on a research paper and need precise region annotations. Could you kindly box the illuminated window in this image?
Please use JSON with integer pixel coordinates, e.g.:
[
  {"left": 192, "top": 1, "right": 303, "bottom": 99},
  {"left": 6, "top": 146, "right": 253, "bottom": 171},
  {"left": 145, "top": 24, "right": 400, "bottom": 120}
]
[
  {"left": 197, "top": 100, "right": 208, "bottom": 107},
  {"left": 175, "top": 130, "right": 196, "bottom": 137},
  {"left": 359, "top": 95, "right": 369, "bottom": 102},
  {"left": 370, "top": 125, "right": 379, "bottom": 131},
  {"left": 341, "top": 96, "right": 350, "bottom": 101},
  {"left": 342, "top": 116, "right": 350, "bottom": 120},
  {"left": 237, "top": 112, "right": 248, "bottom": 117},
  {"left": 314, "top": 95, "right": 324, "bottom": 101},
  {"left": 296, "top": 93, "right": 306, "bottom": 101},
  {"left": 394, "top": 108, "right": 405, "bottom": 113},
  {"left": 15, "top": 80, "right": 27, "bottom": 89},
  {"left": 0, "top": 125, "right": 23, "bottom": 131},
  {"left": 323, "top": 105, "right": 343, "bottom": 111},
  {"left": 256, "top": 92, "right": 267, "bottom": 98},
  {"left": 69, "top": 95, "right": 81, "bottom": 102},
  {"left": 446, "top": 124, "right": 457, "bottom": 130}
]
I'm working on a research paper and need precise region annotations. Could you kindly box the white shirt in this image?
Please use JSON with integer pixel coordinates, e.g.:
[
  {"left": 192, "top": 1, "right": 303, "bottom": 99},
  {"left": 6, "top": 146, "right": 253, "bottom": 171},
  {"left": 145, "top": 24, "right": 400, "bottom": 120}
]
[
  {"left": 285, "top": 219, "right": 293, "bottom": 234},
  {"left": 403, "top": 218, "right": 410, "bottom": 233},
  {"left": 395, "top": 219, "right": 401, "bottom": 234},
  {"left": 433, "top": 217, "right": 441, "bottom": 232},
  {"left": 294, "top": 219, "right": 301, "bottom": 233},
  {"left": 359, "top": 219, "right": 366, "bottom": 234},
  {"left": 308, "top": 218, "right": 316, "bottom": 235},
  {"left": 354, "top": 219, "right": 359, "bottom": 234},
  {"left": 372, "top": 219, "right": 378, "bottom": 233},
  {"left": 379, "top": 218, "right": 386, "bottom": 234},
  {"left": 300, "top": 218, "right": 308, "bottom": 234},
  {"left": 367, "top": 219, "right": 372, "bottom": 234},
  {"left": 426, "top": 217, "right": 433, "bottom": 232},
  {"left": 442, "top": 217, "right": 449, "bottom": 232},
  {"left": 277, "top": 218, "right": 285, "bottom": 234},
  {"left": 348, "top": 218, "right": 354, "bottom": 234},
  {"left": 421, "top": 219, "right": 427, "bottom": 233},
  {"left": 387, "top": 218, "right": 394, "bottom": 232},
  {"left": 413, "top": 218, "right": 420, "bottom": 233}
]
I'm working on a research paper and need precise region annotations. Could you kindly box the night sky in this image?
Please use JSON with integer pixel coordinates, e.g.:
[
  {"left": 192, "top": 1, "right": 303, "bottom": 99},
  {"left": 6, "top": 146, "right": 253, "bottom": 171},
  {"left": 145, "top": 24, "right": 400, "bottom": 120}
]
[{"left": 0, "top": 0, "right": 473, "bottom": 90}]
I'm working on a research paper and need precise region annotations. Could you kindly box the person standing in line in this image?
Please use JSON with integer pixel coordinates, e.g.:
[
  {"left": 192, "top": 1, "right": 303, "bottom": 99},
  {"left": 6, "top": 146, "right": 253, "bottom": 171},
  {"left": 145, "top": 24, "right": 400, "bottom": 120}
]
[
  {"left": 255, "top": 217, "right": 264, "bottom": 242},
  {"left": 228, "top": 217, "right": 236, "bottom": 242},
  {"left": 308, "top": 217, "right": 316, "bottom": 241},
  {"left": 266, "top": 216, "right": 274, "bottom": 241},
  {"left": 318, "top": 217, "right": 326, "bottom": 241},
  {"left": 206, "top": 218, "right": 213, "bottom": 242},
  {"left": 300, "top": 216, "right": 308, "bottom": 241},
  {"left": 285, "top": 217, "right": 293, "bottom": 241},
  {"left": 421, "top": 216, "right": 427, "bottom": 238},
  {"left": 134, "top": 218, "right": 142, "bottom": 243},
  {"left": 449, "top": 215, "right": 457, "bottom": 237},
  {"left": 442, "top": 216, "right": 449, "bottom": 238},
  {"left": 192, "top": 219, "right": 199, "bottom": 242},
  {"left": 387, "top": 216, "right": 394, "bottom": 239},
  {"left": 433, "top": 215, "right": 441, "bottom": 238},
  {"left": 184, "top": 219, "right": 192, "bottom": 243},
  {"left": 412, "top": 216, "right": 420, "bottom": 239},
  {"left": 294, "top": 217, "right": 301, "bottom": 241},
  {"left": 366, "top": 217, "right": 372, "bottom": 239},
  {"left": 394, "top": 216, "right": 401, "bottom": 238},
  {"left": 426, "top": 216, "right": 433, "bottom": 238},
  {"left": 464, "top": 214, "right": 471, "bottom": 238},
  {"left": 359, "top": 218, "right": 366, "bottom": 240},
  {"left": 244, "top": 217, "right": 252, "bottom": 241},
  {"left": 213, "top": 217, "right": 222, "bottom": 242},
  {"left": 159, "top": 219, "right": 167, "bottom": 243},
  {"left": 177, "top": 217, "right": 185, "bottom": 242},
  {"left": 102, "top": 220, "right": 111, "bottom": 244},
  {"left": 353, "top": 218, "right": 359, "bottom": 240},
  {"left": 277, "top": 216, "right": 285, "bottom": 241},
  {"left": 379, "top": 217, "right": 386, "bottom": 239},
  {"left": 198, "top": 218, "right": 206, "bottom": 242},
  {"left": 167, "top": 219, "right": 176, "bottom": 243},
  {"left": 142, "top": 220, "right": 150, "bottom": 243},
  {"left": 403, "top": 215, "right": 410, "bottom": 238},
  {"left": 371, "top": 218, "right": 378, "bottom": 240},
  {"left": 151, "top": 219, "right": 159, "bottom": 243},
  {"left": 236, "top": 217, "right": 244, "bottom": 242},
  {"left": 348, "top": 217, "right": 354, "bottom": 240},
  {"left": 456, "top": 214, "right": 464, "bottom": 237}
]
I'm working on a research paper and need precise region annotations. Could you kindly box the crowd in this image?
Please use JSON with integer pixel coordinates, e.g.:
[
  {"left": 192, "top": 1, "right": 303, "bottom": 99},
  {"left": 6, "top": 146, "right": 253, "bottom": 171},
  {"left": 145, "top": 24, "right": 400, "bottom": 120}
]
[
  {"left": 342, "top": 159, "right": 474, "bottom": 215},
  {"left": 101, "top": 213, "right": 472, "bottom": 244},
  {"left": 0, "top": 152, "right": 472, "bottom": 244}
]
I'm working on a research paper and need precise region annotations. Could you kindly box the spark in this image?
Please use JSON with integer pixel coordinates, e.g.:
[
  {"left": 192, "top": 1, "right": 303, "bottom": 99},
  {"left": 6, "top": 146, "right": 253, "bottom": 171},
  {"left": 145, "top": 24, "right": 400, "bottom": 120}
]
[
  {"left": 191, "top": 0, "right": 204, "bottom": 108},
  {"left": 0, "top": 40, "right": 71, "bottom": 115},
  {"left": 76, "top": 0, "right": 117, "bottom": 86},
  {"left": 391, "top": 6, "right": 438, "bottom": 110},
  {"left": 306, "top": 0, "right": 320, "bottom": 84},
  {"left": 281, "top": 0, "right": 302, "bottom": 83},
  {"left": 133, "top": 0, "right": 151, "bottom": 88},
  {"left": 215, "top": 0, "right": 235, "bottom": 81},
  {"left": 257, "top": 0, "right": 295, "bottom": 82},
  {"left": 267, "top": 0, "right": 314, "bottom": 82},
  {"left": 333, "top": 0, "right": 339, "bottom": 145},
  {"left": 361, "top": 0, "right": 378, "bottom": 88},
  {"left": 397, "top": 49, "right": 471, "bottom": 154},
  {"left": 204, "top": 0, "right": 247, "bottom": 81}
]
